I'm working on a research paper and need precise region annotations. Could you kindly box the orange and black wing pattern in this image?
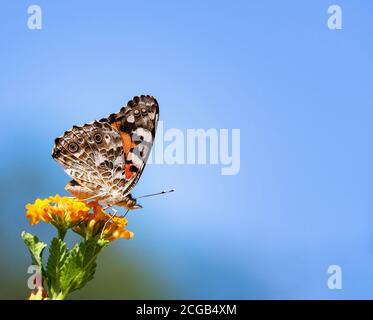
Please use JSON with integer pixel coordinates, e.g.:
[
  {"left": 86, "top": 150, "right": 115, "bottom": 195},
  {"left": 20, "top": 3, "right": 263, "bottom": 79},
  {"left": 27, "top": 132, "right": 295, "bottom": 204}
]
[{"left": 107, "top": 95, "right": 159, "bottom": 194}]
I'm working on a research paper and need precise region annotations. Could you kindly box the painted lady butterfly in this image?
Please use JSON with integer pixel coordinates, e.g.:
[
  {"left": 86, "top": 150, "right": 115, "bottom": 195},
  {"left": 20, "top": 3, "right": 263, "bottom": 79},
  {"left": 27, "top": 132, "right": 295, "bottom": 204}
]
[{"left": 52, "top": 95, "right": 159, "bottom": 210}]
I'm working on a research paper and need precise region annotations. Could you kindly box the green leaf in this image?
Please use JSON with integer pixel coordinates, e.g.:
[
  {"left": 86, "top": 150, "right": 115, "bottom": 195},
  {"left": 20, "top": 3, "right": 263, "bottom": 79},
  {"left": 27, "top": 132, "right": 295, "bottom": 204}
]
[
  {"left": 21, "top": 231, "right": 47, "bottom": 268},
  {"left": 46, "top": 238, "right": 68, "bottom": 295},
  {"left": 59, "top": 240, "right": 108, "bottom": 295}
]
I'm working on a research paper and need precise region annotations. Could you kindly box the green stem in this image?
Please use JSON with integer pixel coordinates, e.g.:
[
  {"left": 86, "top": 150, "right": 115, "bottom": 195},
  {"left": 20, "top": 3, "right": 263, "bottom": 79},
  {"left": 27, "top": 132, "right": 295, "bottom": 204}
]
[
  {"left": 51, "top": 291, "right": 66, "bottom": 300},
  {"left": 58, "top": 228, "right": 67, "bottom": 241}
]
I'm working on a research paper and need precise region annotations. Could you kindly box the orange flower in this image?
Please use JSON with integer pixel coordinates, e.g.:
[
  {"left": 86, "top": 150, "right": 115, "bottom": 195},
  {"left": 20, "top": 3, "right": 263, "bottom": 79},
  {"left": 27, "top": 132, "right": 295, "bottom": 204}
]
[
  {"left": 25, "top": 195, "right": 90, "bottom": 230},
  {"left": 73, "top": 201, "right": 134, "bottom": 241},
  {"left": 102, "top": 215, "right": 134, "bottom": 241}
]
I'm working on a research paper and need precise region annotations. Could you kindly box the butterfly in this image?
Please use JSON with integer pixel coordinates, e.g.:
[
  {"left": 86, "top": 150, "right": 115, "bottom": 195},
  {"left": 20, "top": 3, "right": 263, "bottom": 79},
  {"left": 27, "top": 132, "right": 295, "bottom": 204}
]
[{"left": 52, "top": 95, "right": 160, "bottom": 211}]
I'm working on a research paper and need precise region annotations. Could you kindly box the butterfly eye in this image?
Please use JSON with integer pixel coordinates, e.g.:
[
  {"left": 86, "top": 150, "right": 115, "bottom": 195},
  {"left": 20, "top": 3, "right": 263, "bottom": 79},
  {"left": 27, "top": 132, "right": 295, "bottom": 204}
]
[
  {"left": 68, "top": 142, "right": 79, "bottom": 153},
  {"left": 94, "top": 133, "right": 103, "bottom": 143}
]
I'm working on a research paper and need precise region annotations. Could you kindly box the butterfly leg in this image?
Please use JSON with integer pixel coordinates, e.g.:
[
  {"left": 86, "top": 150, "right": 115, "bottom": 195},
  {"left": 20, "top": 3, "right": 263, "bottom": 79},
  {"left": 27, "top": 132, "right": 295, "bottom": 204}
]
[{"left": 100, "top": 207, "right": 118, "bottom": 239}]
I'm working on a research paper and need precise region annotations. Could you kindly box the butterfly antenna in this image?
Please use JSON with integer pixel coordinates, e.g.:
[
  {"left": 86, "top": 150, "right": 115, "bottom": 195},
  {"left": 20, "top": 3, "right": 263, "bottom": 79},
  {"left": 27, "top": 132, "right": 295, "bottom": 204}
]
[{"left": 136, "top": 189, "right": 175, "bottom": 199}]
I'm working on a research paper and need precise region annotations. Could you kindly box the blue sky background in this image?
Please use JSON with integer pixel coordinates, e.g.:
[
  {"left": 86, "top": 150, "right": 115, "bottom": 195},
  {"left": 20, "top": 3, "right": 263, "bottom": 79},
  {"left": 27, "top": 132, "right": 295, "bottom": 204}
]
[{"left": 0, "top": 0, "right": 373, "bottom": 299}]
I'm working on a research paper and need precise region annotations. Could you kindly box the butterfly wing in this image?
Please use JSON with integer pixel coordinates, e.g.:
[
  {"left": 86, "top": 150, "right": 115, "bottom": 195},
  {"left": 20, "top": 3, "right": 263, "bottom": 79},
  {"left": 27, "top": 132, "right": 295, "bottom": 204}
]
[
  {"left": 108, "top": 95, "right": 159, "bottom": 195},
  {"left": 52, "top": 95, "right": 159, "bottom": 201},
  {"left": 52, "top": 121, "right": 127, "bottom": 198}
]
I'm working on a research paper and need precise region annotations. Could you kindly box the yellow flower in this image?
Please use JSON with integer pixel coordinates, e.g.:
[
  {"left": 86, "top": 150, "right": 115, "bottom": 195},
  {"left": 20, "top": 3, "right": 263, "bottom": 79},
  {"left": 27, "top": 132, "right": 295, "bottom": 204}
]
[
  {"left": 73, "top": 201, "right": 134, "bottom": 242},
  {"left": 26, "top": 196, "right": 133, "bottom": 242},
  {"left": 26, "top": 198, "right": 52, "bottom": 225},
  {"left": 26, "top": 195, "right": 133, "bottom": 241},
  {"left": 25, "top": 195, "right": 90, "bottom": 230}
]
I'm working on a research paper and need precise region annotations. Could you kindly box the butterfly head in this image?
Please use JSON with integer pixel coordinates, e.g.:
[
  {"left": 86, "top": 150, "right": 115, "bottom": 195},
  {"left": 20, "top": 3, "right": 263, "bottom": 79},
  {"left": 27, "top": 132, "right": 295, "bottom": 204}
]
[{"left": 116, "top": 193, "right": 142, "bottom": 210}]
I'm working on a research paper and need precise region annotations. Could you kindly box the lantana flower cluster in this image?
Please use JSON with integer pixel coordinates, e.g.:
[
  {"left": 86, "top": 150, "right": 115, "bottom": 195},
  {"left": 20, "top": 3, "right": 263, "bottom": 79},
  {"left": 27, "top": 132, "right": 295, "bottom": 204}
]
[{"left": 25, "top": 195, "right": 133, "bottom": 241}]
